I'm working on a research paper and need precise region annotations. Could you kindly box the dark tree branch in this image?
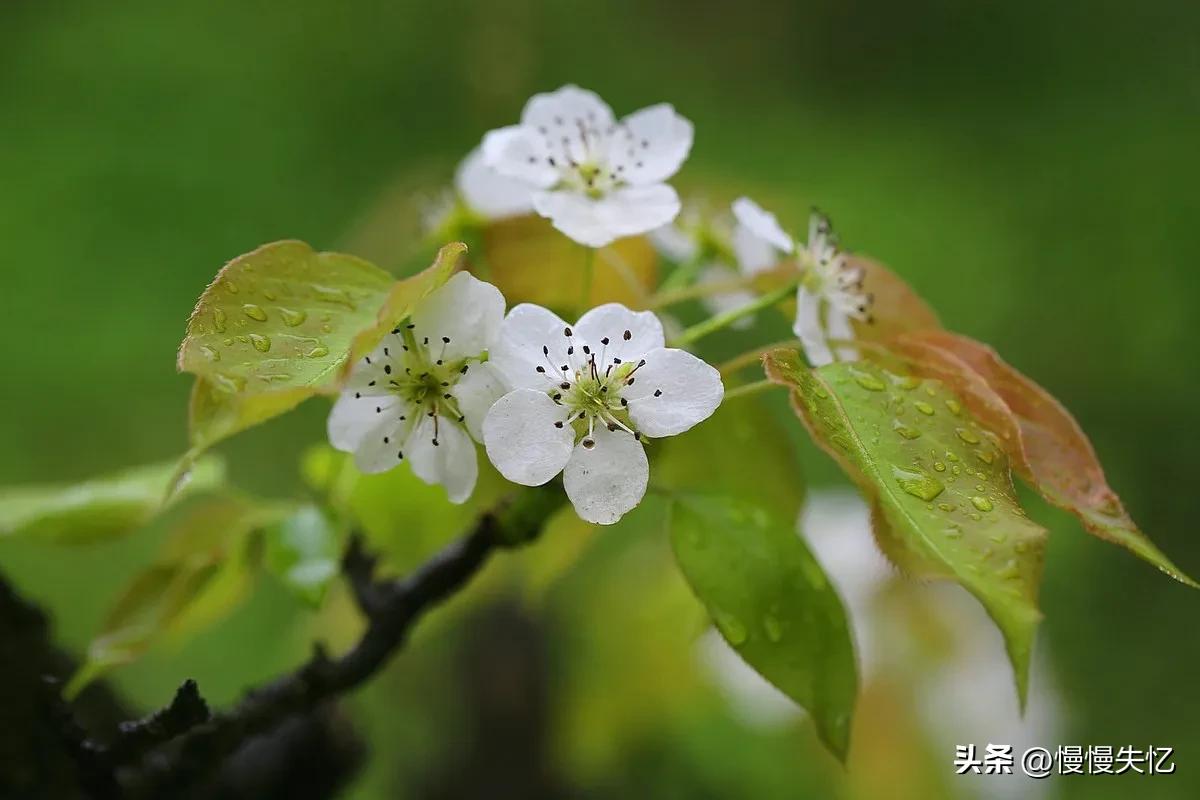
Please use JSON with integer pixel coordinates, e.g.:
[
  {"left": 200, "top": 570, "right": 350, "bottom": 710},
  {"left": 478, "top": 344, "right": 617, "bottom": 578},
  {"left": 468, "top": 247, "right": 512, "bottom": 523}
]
[{"left": 113, "top": 484, "right": 564, "bottom": 798}]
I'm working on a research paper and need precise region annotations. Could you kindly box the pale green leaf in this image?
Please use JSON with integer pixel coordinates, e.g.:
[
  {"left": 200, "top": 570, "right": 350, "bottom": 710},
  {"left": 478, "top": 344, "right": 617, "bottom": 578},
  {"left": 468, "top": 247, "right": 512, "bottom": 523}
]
[
  {"left": 0, "top": 457, "right": 225, "bottom": 545},
  {"left": 264, "top": 505, "right": 343, "bottom": 606},
  {"left": 764, "top": 350, "right": 1047, "bottom": 707},
  {"left": 177, "top": 240, "right": 464, "bottom": 452},
  {"left": 668, "top": 493, "right": 858, "bottom": 760}
]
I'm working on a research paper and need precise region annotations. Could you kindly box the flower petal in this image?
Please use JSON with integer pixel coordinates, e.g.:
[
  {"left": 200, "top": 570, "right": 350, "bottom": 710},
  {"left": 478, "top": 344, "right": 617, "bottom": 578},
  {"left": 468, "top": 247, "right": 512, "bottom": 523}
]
[
  {"left": 563, "top": 426, "right": 648, "bottom": 525},
  {"left": 328, "top": 394, "right": 412, "bottom": 474},
  {"left": 729, "top": 197, "right": 796, "bottom": 267},
  {"left": 625, "top": 347, "right": 724, "bottom": 438},
  {"left": 825, "top": 304, "right": 859, "bottom": 362},
  {"left": 451, "top": 361, "right": 507, "bottom": 440},
  {"left": 575, "top": 302, "right": 665, "bottom": 360},
  {"left": 483, "top": 388, "right": 574, "bottom": 485},
  {"left": 610, "top": 103, "right": 694, "bottom": 185},
  {"left": 403, "top": 415, "right": 478, "bottom": 504},
  {"left": 489, "top": 303, "right": 573, "bottom": 391},
  {"left": 534, "top": 184, "right": 681, "bottom": 247},
  {"left": 455, "top": 147, "right": 535, "bottom": 219},
  {"left": 793, "top": 285, "right": 834, "bottom": 367},
  {"left": 649, "top": 222, "right": 699, "bottom": 262},
  {"left": 521, "top": 85, "right": 616, "bottom": 132},
  {"left": 481, "top": 125, "right": 559, "bottom": 187},
  {"left": 409, "top": 271, "right": 506, "bottom": 363}
]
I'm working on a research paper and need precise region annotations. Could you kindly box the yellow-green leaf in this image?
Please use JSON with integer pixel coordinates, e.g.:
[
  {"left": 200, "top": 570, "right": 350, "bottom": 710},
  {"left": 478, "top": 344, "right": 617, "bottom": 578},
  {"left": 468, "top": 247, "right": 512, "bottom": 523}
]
[
  {"left": 669, "top": 493, "right": 858, "bottom": 760},
  {"left": 177, "top": 240, "right": 464, "bottom": 452},
  {"left": 764, "top": 350, "right": 1046, "bottom": 706},
  {"left": 0, "top": 457, "right": 225, "bottom": 545}
]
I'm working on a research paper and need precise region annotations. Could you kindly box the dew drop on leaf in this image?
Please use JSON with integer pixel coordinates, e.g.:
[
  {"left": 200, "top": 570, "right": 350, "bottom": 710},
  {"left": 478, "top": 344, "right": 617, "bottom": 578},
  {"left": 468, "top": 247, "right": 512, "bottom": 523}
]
[
  {"left": 242, "top": 303, "right": 268, "bottom": 322},
  {"left": 892, "top": 465, "right": 944, "bottom": 501},
  {"left": 279, "top": 307, "right": 307, "bottom": 327},
  {"left": 249, "top": 333, "right": 271, "bottom": 353},
  {"left": 971, "top": 496, "right": 995, "bottom": 512}
]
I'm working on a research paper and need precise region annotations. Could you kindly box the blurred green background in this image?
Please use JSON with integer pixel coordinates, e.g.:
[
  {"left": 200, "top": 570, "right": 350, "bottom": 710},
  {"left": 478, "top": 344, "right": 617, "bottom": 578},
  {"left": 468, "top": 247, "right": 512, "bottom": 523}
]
[{"left": 2, "top": 1, "right": 1198, "bottom": 797}]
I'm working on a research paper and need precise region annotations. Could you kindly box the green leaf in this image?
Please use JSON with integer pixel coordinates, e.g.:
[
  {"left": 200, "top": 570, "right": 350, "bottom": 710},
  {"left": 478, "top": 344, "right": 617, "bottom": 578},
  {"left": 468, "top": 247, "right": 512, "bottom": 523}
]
[
  {"left": 177, "top": 240, "right": 464, "bottom": 452},
  {"left": 668, "top": 493, "right": 857, "bottom": 760},
  {"left": 66, "top": 493, "right": 285, "bottom": 696},
  {"left": 764, "top": 350, "right": 1047, "bottom": 707},
  {"left": 892, "top": 331, "right": 1196, "bottom": 588},
  {"left": 264, "top": 505, "right": 343, "bottom": 606},
  {"left": 0, "top": 457, "right": 225, "bottom": 544}
]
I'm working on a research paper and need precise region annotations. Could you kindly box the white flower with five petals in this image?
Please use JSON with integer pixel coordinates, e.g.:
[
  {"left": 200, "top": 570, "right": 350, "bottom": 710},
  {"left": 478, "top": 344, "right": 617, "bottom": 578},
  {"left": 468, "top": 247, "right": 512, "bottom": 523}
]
[
  {"left": 481, "top": 85, "right": 693, "bottom": 248},
  {"left": 482, "top": 303, "right": 723, "bottom": 524},
  {"left": 732, "top": 197, "right": 872, "bottom": 367},
  {"left": 327, "top": 272, "right": 508, "bottom": 504}
]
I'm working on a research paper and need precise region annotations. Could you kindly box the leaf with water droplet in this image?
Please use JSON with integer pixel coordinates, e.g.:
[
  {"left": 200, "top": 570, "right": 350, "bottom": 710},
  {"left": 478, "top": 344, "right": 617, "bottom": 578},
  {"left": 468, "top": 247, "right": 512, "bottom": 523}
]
[
  {"left": 178, "top": 240, "right": 465, "bottom": 453},
  {"left": 669, "top": 493, "right": 857, "bottom": 761},
  {"left": 892, "top": 331, "right": 1197, "bottom": 589},
  {"left": 764, "top": 350, "right": 1047, "bottom": 707}
]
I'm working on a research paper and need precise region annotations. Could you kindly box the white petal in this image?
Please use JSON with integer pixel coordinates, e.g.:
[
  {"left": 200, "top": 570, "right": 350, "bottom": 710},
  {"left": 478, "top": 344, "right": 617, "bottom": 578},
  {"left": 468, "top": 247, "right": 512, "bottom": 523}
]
[
  {"left": 610, "top": 103, "right": 694, "bottom": 185},
  {"left": 451, "top": 361, "right": 506, "bottom": 441},
  {"left": 825, "top": 305, "right": 859, "bottom": 362},
  {"left": 521, "top": 85, "right": 615, "bottom": 132},
  {"left": 404, "top": 415, "right": 478, "bottom": 504},
  {"left": 575, "top": 302, "right": 665, "bottom": 360},
  {"left": 488, "top": 303, "right": 573, "bottom": 391},
  {"left": 697, "top": 264, "right": 757, "bottom": 329},
  {"left": 793, "top": 285, "right": 834, "bottom": 367},
  {"left": 455, "top": 147, "right": 535, "bottom": 219},
  {"left": 648, "top": 222, "right": 699, "bottom": 262},
  {"left": 328, "top": 393, "right": 411, "bottom": 474},
  {"left": 482, "top": 388, "right": 574, "bottom": 486},
  {"left": 409, "top": 271, "right": 506, "bottom": 363},
  {"left": 732, "top": 197, "right": 795, "bottom": 254},
  {"left": 533, "top": 184, "right": 681, "bottom": 247},
  {"left": 732, "top": 220, "right": 780, "bottom": 276},
  {"left": 481, "top": 125, "right": 559, "bottom": 187},
  {"left": 624, "top": 347, "right": 724, "bottom": 438},
  {"left": 563, "top": 426, "right": 648, "bottom": 525}
]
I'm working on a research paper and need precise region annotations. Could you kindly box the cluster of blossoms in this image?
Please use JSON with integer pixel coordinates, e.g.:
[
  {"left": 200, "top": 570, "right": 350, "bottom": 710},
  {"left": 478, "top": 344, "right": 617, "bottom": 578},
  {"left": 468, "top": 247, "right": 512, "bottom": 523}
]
[
  {"left": 330, "top": 273, "right": 722, "bottom": 523},
  {"left": 332, "top": 84, "right": 871, "bottom": 522}
]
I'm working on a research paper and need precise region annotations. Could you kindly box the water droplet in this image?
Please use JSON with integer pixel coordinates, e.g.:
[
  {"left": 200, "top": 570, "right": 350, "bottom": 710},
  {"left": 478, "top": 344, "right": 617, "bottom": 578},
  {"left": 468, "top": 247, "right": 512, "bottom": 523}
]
[
  {"left": 945, "top": 525, "right": 963, "bottom": 538},
  {"left": 975, "top": 449, "right": 995, "bottom": 465},
  {"left": 914, "top": 401, "right": 935, "bottom": 416},
  {"left": 222, "top": 337, "right": 234, "bottom": 346},
  {"left": 955, "top": 427, "right": 980, "bottom": 445},
  {"left": 212, "top": 307, "right": 227, "bottom": 332},
  {"left": 892, "top": 419, "right": 922, "bottom": 440},
  {"left": 937, "top": 502, "right": 955, "bottom": 512},
  {"left": 321, "top": 323, "right": 333, "bottom": 333},
  {"left": 892, "top": 374, "right": 920, "bottom": 390},
  {"left": 951, "top": 465, "right": 962, "bottom": 476},
  {"left": 763, "top": 615, "right": 784, "bottom": 643},
  {"left": 280, "top": 307, "right": 308, "bottom": 327},
  {"left": 923, "top": 385, "right": 937, "bottom": 396},
  {"left": 892, "top": 465, "right": 944, "bottom": 501},
  {"left": 243, "top": 303, "right": 268, "bottom": 322},
  {"left": 814, "top": 385, "right": 829, "bottom": 399},
  {"left": 306, "top": 345, "right": 330, "bottom": 358},
  {"left": 946, "top": 452, "right": 960, "bottom": 462},
  {"left": 1014, "top": 541, "right": 1028, "bottom": 554},
  {"left": 313, "top": 285, "right": 356, "bottom": 309},
  {"left": 262, "top": 289, "right": 278, "bottom": 301},
  {"left": 199, "top": 345, "right": 220, "bottom": 362},
  {"left": 714, "top": 611, "right": 748, "bottom": 646},
  {"left": 933, "top": 461, "right": 946, "bottom": 472},
  {"left": 945, "top": 399, "right": 962, "bottom": 415},
  {"left": 975, "top": 484, "right": 986, "bottom": 492},
  {"left": 249, "top": 333, "right": 271, "bottom": 353},
  {"left": 851, "top": 369, "right": 887, "bottom": 391},
  {"left": 989, "top": 531, "right": 1007, "bottom": 544},
  {"left": 223, "top": 280, "right": 240, "bottom": 295},
  {"left": 971, "top": 496, "right": 994, "bottom": 512},
  {"left": 998, "top": 560, "right": 1021, "bottom": 580}
]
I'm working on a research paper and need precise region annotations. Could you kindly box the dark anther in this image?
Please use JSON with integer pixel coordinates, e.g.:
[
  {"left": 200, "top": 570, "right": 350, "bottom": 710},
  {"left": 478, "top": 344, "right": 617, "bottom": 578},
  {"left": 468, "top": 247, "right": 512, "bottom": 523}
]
[
  {"left": 607, "top": 423, "right": 617, "bottom": 431},
  {"left": 368, "top": 380, "right": 376, "bottom": 386},
  {"left": 567, "top": 346, "right": 574, "bottom": 355},
  {"left": 461, "top": 365, "right": 469, "bottom": 373},
  {"left": 582, "top": 438, "right": 595, "bottom": 449},
  {"left": 398, "top": 450, "right": 404, "bottom": 459},
  {"left": 406, "top": 323, "right": 415, "bottom": 329},
  {"left": 627, "top": 377, "right": 636, "bottom": 385},
  {"left": 653, "top": 389, "right": 663, "bottom": 397},
  {"left": 552, "top": 393, "right": 562, "bottom": 400},
  {"left": 564, "top": 327, "right": 573, "bottom": 337},
  {"left": 442, "top": 336, "right": 450, "bottom": 343},
  {"left": 365, "top": 356, "right": 371, "bottom": 364},
  {"left": 383, "top": 436, "right": 389, "bottom": 444},
  {"left": 613, "top": 357, "right": 622, "bottom": 364},
  {"left": 440, "top": 381, "right": 449, "bottom": 387},
  {"left": 637, "top": 359, "right": 645, "bottom": 367},
  {"left": 384, "top": 365, "right": 392, "bottom": 374},
  {"left": 432, "top": 439, "right": 439, "bottom": 447},
  {"left": 543, "top": 345, "right": 550, "bottom": 355},
  {"left": 555, "top": 421, "right": 564, "bottom": 428},
  {"left": 536, "top": 366, "right": 546, "bottom": 373},
  {"left": 423, "top": 337, "right": 429, "bottom": 345},
  {"left": 582, "top": 345, "right": 590, "bottom": 354},
  {"left": 620, "top": 397, "right": 628, "bottom": 406},
  {"left": 354, "top": 392, "right": 361, "bottom": 399},
  {"left": 560, "top": 364, "right": 568, "bottom": 371},
  {"left": 634, "top": 432, "right": 642, "bottom": 441},
  {"left": 375, "top": 406, "right": 381, "bottom": 413},
  {"left": 560, "top": 382, "right": 571, "bottom": 390},
  {"left": 623, "top": 329, "right": 632, "bottom": 340},
  {"left": 601, "top": 337, "right": 609, "bottom": 345},
  {"left": 443, "top": 393, "right": 452, "bottom": 399}
]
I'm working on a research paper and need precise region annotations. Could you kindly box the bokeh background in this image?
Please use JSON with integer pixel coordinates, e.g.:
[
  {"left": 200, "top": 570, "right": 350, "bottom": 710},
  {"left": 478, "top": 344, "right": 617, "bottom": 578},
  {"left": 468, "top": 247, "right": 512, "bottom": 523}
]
[{"left": 2, "top": 1, "right": 1199, "bottom": 798}]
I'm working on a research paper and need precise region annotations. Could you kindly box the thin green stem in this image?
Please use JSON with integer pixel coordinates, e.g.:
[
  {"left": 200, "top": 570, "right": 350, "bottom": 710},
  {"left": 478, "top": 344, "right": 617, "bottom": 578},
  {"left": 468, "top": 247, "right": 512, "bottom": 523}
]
[
  {"left": 717, "top": 338, "right": 803, "bottom": 376},
  {"left": 668, "top": 279, "right": 799, "bottom": 348},
  {"left": 648, "top": 275, "right": 754, "bottom": 309},
  {"left": 580, "top": 246, "right": 596, "bottom": 311},
  {"left": 658, "top": 253, "right": 707, "bottom": 293},
  {"left": 723, "top": 378, "right": 777, "bottom": 402}
]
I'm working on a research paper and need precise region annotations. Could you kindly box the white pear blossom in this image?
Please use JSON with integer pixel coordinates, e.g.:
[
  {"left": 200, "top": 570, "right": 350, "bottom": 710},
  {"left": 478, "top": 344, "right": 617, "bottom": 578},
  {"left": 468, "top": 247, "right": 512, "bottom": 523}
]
[
  {"left": 732, "top": 197, "right": 872, "bottom": 367},
  {"left": 454, "top": 146, "right": 535, "bottom": 220},
  {"left": 482, "top": 303, "right": 723, "bottom": 524},
  {"left": 328, "top": 272, "right": 508, "bottom": 504},
  {"left": 481, "top": 85, "right": 693, "bottom": 248}
]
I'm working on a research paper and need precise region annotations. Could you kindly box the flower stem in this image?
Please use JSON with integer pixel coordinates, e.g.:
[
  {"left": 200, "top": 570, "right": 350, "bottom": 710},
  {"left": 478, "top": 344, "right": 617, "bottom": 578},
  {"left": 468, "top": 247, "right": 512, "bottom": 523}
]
[
  {"left": 668, "top": 280, "right": 799, "bottom": 348},
  {"left": 723, "top": 378, "right": 777, "bottom": 402},
  {"left": 580, "top": 246, "right": 596, "bottom": 310},
  {"left": 717, "top": 338, "right": 804, "bottom": 376},
  {"left": 648, "top": 275, "right": 755, "bottom": 309},
  {"left": 658, "top": 253, "right": 707, "bottom": 293}
]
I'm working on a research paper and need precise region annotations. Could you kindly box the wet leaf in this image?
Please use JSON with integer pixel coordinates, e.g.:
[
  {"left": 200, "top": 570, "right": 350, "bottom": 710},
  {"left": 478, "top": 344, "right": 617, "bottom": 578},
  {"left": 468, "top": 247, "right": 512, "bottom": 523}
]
[
  {"left": 0, "top": 457, "right": 225, "bottom": 544},
  {"left": 177, "top": 240, "right": 464, "bottom": 452},
  {"left": 482, "top": 215, "right": 658, "bottom": 312},
  {"left": 669, "top": 493, "right": 857, "bottom": 760},
  {"left": 893, "top": 331, "right": 1196, "bottom": 588},
  {"left": 764, "top": 350, "right": 1046, "bottom": 706}
]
